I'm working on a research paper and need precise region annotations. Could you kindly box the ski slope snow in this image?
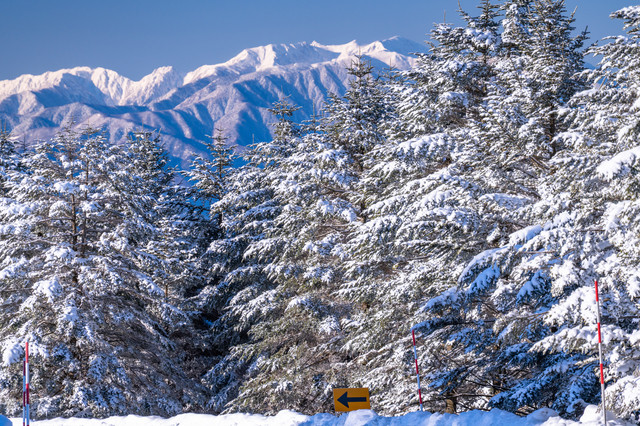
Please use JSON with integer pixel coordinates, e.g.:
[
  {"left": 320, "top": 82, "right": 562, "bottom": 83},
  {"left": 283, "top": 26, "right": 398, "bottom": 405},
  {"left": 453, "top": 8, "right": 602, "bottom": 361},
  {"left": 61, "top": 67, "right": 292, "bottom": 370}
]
[{"left": 4, "top": 406, "right": 635, "bottom": 426}]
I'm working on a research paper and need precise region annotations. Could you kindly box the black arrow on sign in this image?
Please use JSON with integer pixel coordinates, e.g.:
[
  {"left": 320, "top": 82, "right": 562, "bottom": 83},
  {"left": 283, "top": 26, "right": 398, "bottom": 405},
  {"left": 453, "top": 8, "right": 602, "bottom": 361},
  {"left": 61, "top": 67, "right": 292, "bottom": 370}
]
[{"left": 337, "top": 391, "right": 368, "bottom": 408}]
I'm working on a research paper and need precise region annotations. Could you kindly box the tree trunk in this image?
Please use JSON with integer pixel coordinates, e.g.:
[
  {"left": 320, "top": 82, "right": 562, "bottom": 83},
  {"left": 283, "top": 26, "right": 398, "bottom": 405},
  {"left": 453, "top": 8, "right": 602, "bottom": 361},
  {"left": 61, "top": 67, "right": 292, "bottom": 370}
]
[{"left": 445, "top": 391, "right": 457, "bottom": 414}]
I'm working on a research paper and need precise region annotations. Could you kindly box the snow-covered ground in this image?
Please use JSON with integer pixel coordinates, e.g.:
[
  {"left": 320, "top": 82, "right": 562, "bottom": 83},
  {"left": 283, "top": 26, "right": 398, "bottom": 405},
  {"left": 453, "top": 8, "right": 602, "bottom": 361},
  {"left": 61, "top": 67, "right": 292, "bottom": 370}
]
[{"left": 3, "top": 406, "right": 634, "bottom": 426}]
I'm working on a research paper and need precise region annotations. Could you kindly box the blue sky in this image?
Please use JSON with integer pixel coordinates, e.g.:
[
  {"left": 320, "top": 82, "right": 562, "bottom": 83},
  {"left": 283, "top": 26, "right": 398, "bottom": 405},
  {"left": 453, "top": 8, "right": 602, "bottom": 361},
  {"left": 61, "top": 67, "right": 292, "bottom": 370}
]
[{"left": 0, "top": 0, "right": 634, "bottom": 80}]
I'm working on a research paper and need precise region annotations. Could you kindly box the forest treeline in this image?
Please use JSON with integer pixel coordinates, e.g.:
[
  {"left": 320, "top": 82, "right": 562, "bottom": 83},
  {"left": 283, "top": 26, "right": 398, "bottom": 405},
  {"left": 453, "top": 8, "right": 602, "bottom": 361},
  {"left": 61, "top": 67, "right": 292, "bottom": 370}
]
[{"left": 1, "top": 0, "right": 640, "bottom": 422}]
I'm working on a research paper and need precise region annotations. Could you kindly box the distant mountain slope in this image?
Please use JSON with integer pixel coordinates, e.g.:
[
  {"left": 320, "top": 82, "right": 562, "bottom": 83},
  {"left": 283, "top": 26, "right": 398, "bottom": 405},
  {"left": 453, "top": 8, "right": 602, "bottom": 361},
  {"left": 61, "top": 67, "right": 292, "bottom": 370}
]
[{"left": 0, "top": 37, "right": 425, "bottom": 167}]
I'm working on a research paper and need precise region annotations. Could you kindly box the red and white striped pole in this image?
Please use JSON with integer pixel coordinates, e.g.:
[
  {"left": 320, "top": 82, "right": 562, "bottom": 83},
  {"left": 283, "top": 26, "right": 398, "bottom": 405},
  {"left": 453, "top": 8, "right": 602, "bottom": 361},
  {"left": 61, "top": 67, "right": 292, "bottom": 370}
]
[
  {"left": 23, "top": 341, "right": 30, "bottom": 426},
  {"left": 595, "top": 280, "right": 606, "bottom": 425},
  {"left": 22, "top": 350, "right": 25, "bottom": 426},
  {"left": 411, "top": 329, "right": 424, "bottom": 411}
]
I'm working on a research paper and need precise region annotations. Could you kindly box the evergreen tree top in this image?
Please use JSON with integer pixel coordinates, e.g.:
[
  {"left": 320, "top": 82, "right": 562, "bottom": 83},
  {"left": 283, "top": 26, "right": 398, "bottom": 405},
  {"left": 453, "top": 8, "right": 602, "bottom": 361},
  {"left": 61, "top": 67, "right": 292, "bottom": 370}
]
[
  {"left": 346, "top": 55, "right": 375, "bottom": 80},
  {"left": 268, "top": 96, "right": 302, "bottom": 144},
  {"left": 0, "top": 126, "right": 16, "bottom": 159},
  {"left": 459, "top": 0, "right": 500, "bottom": 32},
  {"left": 267, "top": 97, "right": 301, "bottom": 121},
  {"left": 127, "top": 129, "right": 173, "bottom": 189}
]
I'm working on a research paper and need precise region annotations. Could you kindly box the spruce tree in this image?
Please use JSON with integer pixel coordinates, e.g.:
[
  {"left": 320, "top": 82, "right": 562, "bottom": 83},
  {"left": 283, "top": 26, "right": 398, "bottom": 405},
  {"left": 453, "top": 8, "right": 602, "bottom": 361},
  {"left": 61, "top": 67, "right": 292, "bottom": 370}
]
[
  {"left": 0, "top": 127, "right": 204, "bottom": 417},
  {"left": 508, "top": 5, "right": 640, "bottom": 420},
  {"left": 395, "top": 0, "right": 500, "bottom": 138},
  {"left": 0, "top": 126, "right": 20, "bottom": 196},
  {"left": 416, "top": 0, "right": 589, "bottom": 416},
  {"left": 188, "top": 129, "right": 235, "bottom": 207},
  {"left": 199, "top": 101, "right": 299, "bottom": 412},
  {"left": 207, "top": 68, "right": 393, "bottom": 413}
]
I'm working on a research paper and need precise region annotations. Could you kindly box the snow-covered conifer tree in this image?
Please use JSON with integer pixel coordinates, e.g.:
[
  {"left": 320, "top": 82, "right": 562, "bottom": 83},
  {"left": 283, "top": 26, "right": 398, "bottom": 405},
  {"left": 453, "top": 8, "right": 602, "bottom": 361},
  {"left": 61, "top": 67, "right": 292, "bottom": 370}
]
[
  {"left": 187, "top": 129, "right": 235, "bottom": 208},
  {"left": 208, "top": 66, "right": 394, "bottom": 414},
  {"left": 0, "top": 127, "right": 204, "bottom": 417},
  {"left": 416, "top": 0, "right": 591, "bottom": 417},
  {"left": 504, "top": 5, "right": 640, "bottom": 420},
  {"left": 0, "top": 128, "right": 19, "bottom": 195},
  {"left": 183, "top": 128, "right": 235, "bottom": 294},
  {"left": 198, "top": 100, "right": 301, "bottom": 412},
  {"left": 346, "top": 3, "right": 506, "bottom": 413},
  {"left": 395, "top": 0, "right": 500, "bottom": 138}
]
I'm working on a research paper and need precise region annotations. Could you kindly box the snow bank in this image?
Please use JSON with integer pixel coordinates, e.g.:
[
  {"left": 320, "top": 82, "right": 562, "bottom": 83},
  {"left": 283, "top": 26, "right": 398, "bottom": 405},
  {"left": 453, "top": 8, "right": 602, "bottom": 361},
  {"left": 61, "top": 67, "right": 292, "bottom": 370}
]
[
  {"left": 7, "top": 406, "right": 635, "bottom": 426},
  {"left": 7, "top": 411, "right": 307, "bottom": 426}
]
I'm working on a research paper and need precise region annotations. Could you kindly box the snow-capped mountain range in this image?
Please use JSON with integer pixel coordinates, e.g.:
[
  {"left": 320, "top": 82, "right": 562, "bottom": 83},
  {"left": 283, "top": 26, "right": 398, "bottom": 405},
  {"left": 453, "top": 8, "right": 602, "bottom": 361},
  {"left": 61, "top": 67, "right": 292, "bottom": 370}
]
[{"left": 0, "top": 37, "right": 424, "bottom": 167}]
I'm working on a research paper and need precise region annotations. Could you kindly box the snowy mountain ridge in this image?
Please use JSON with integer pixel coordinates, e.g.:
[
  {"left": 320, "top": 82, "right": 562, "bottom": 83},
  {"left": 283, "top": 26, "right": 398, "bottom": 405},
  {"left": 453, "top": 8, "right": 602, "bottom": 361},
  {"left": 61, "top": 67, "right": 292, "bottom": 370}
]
[
  {"left": 0, "top": 65, "right": 183, "bottom": 109},
  {"left": 0, "top": 38, "right": 423, "bottom": 166},
  {"left": 0, "top": 38, "right": 418, "bottom": 101}
]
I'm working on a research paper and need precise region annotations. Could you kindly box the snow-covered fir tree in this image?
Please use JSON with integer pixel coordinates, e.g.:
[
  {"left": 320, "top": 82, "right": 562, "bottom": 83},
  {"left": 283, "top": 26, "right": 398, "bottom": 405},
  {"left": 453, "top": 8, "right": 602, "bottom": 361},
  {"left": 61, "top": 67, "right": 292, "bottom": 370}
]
[
  {"left": 415, "top": 0, "right": 594, "bottom": 418},
  {"left": 246, "top": 61, "right": 398, "bottom": 414},
  {"left": 206, "top": 64, "right": 396, "bottom": 415},
  {"left": 394, "top": 0, "right": 500, "bottom": 138},
  {"left": 187, "top": 129, "right": 235, "bottom": 209},
  {"left": 510, "top": 5, "right": 640, "bottom": 420},
  {"left": 0, "top": 127, "right": 21, "bottom": 196},
  {"left": 331, "top": 5, "right": 506, "bottom": 409},
  {"left": 198, "top": 104, "right": 298, "bottom": 412},
  {"left": 182, "top": 128, "right": 235, "bottom": 298},
  {"left": 127, "top": 130, "right": 217, "bottom": 391},
  {"left": 408, "top": 3, "right": 640, "bottom": 424},
  {"left": 0, "top": 127, "right": 204, "bottom": 417},
  {"left": 213, "top": 96, "right": 359, "bottom": 415}
]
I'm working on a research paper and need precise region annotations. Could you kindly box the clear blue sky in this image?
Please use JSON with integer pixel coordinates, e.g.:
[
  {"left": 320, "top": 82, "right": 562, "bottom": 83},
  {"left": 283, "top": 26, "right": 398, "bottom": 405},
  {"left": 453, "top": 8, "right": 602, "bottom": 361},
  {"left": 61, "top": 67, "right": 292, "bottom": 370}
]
[{"left": 0, "top": 0, "right": 634, "bottom": 81}]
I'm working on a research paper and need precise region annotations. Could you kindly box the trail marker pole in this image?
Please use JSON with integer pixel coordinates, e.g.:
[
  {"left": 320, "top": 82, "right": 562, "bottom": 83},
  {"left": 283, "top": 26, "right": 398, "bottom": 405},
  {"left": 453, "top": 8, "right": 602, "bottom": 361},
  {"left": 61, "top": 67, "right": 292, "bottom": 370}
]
[
  {"left": 595, "top": 280, "right": 606, "bottom": 425},
  {"left": 23, "top": 341, "right": 30, "bottom": 426},
  {"left": 411, "top": 329, "right": 424, "bottom": 411},
  {"left": 22, "top": 354, "right": 25, "bottom": 426}
]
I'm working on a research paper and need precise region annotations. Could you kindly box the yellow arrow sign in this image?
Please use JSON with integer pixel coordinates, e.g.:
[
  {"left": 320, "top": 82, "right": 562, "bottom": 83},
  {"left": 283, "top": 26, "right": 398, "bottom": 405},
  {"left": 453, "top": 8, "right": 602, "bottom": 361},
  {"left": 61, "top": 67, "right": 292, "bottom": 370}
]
[{"left": 333, "top": 388, "right": 371, "bottom": 412}]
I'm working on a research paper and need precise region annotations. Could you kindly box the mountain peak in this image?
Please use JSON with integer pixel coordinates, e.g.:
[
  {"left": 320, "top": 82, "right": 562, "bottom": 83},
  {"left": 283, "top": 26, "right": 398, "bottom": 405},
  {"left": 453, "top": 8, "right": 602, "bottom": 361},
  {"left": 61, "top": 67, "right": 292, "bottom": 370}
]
[{"left": 0, "top": 37, "right": 420, "bottom": 167}]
